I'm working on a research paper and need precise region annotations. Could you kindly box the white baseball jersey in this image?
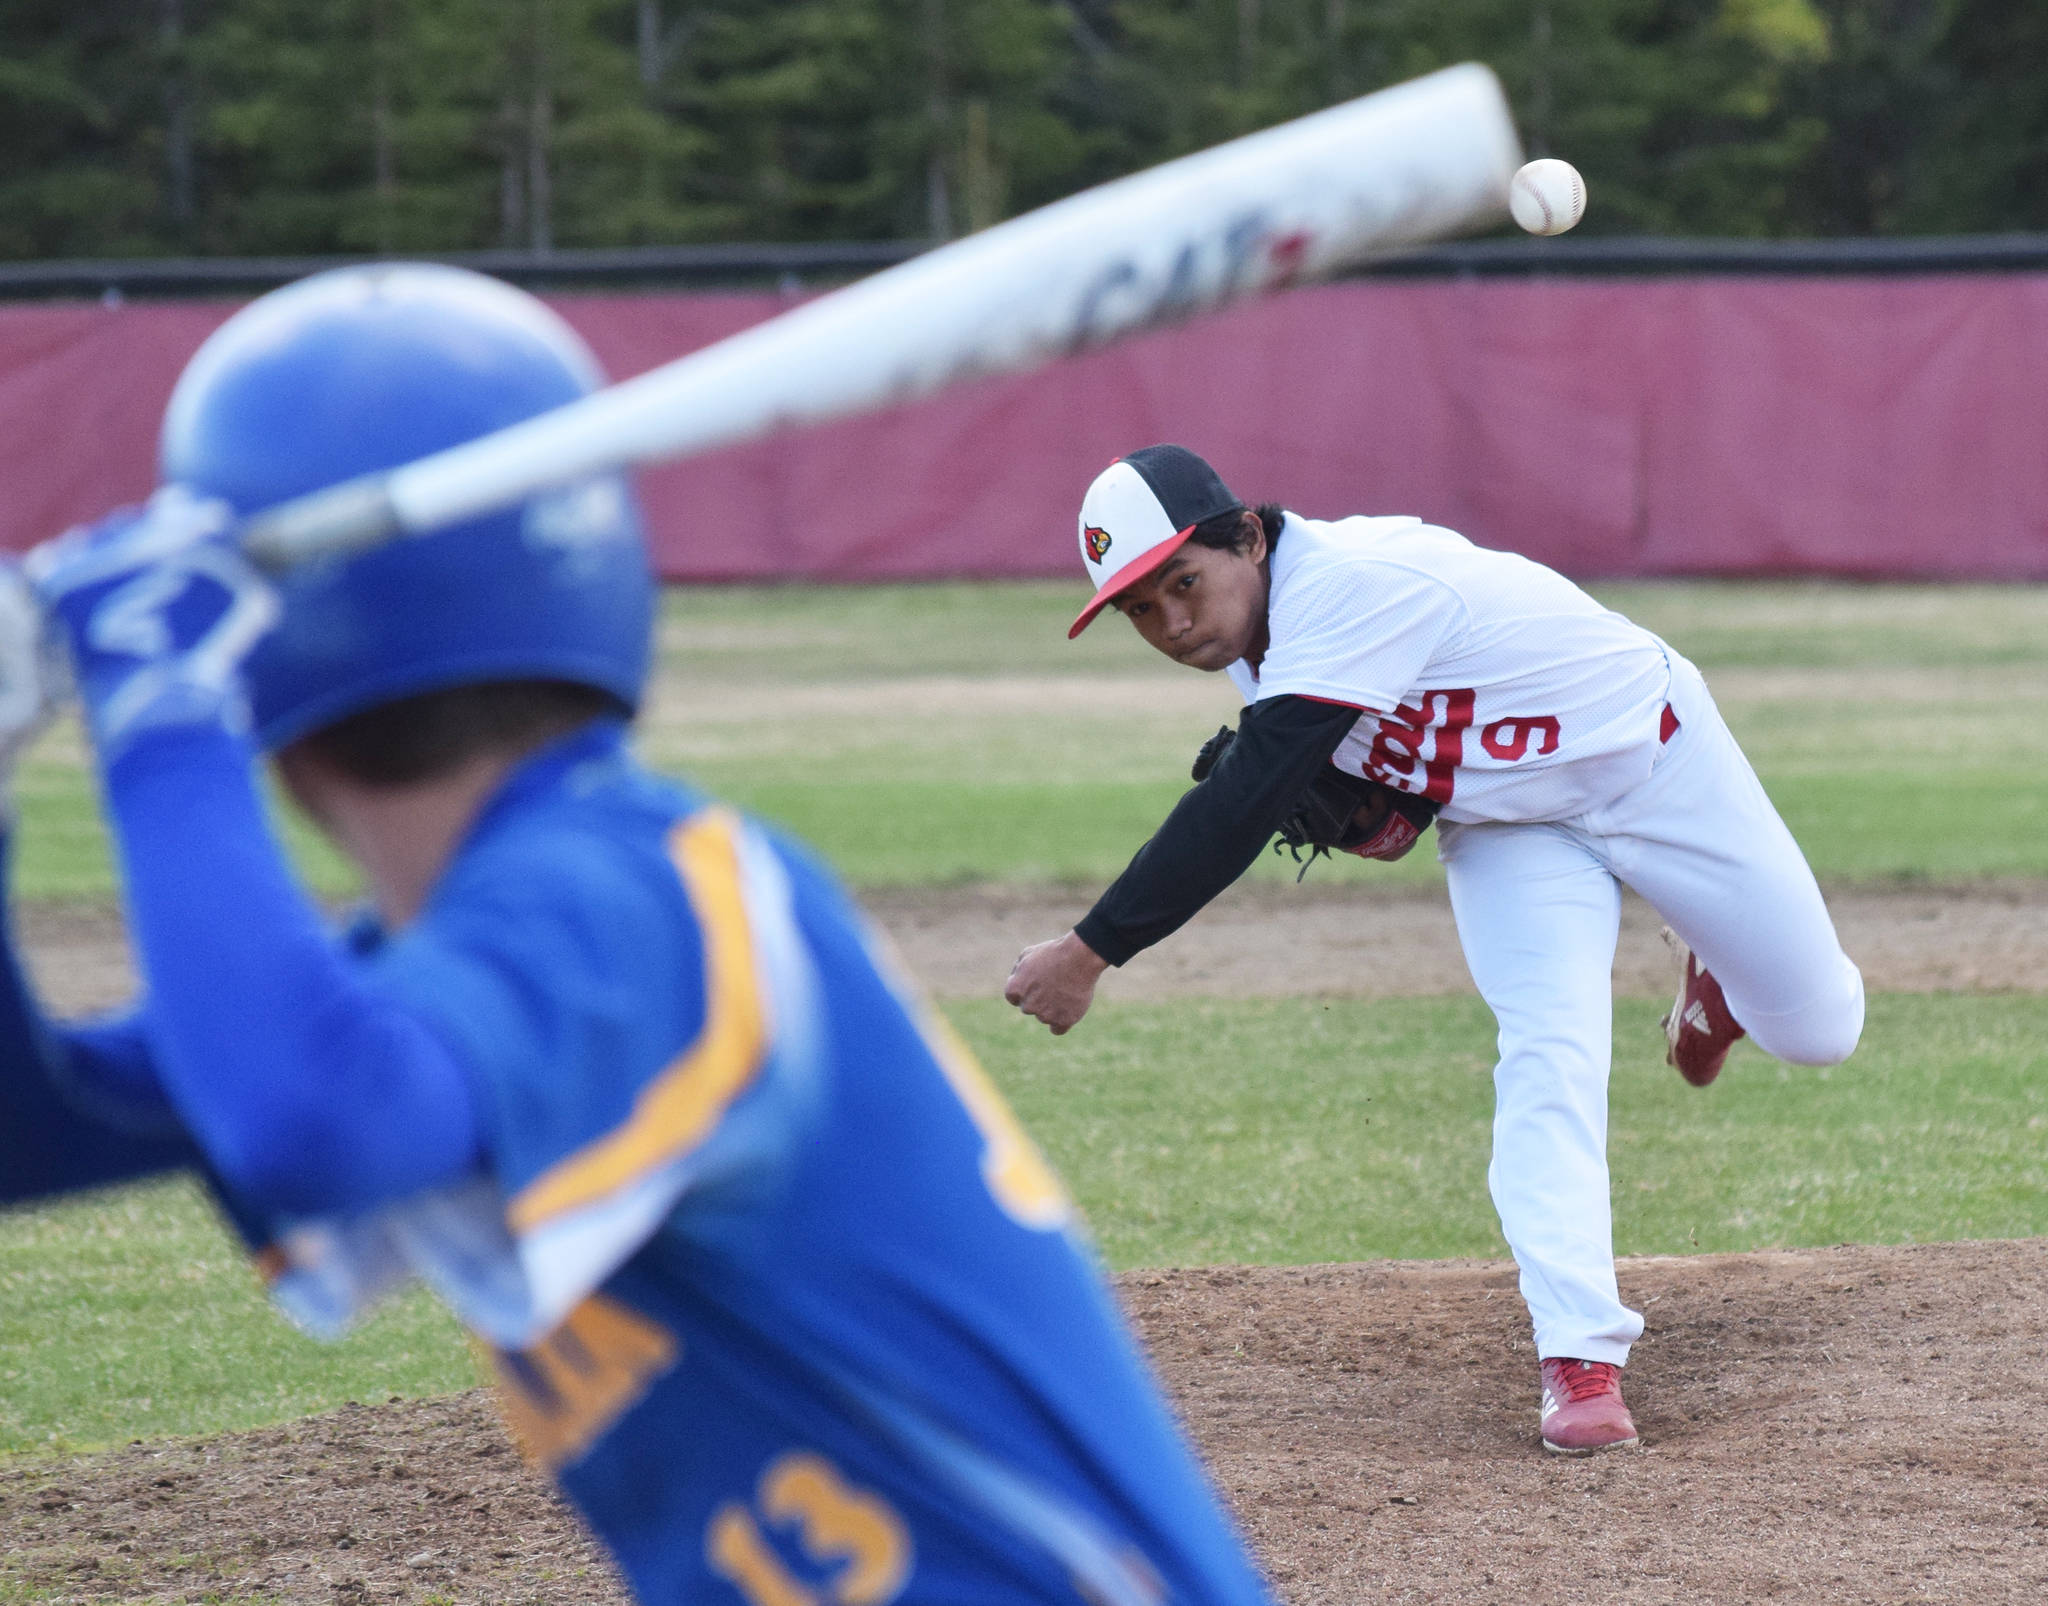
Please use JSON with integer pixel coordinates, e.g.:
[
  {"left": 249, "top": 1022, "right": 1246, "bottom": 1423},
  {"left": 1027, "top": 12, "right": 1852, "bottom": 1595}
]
[{"left": 1225, "top": 514, "right": 1673, "bottom": 825}]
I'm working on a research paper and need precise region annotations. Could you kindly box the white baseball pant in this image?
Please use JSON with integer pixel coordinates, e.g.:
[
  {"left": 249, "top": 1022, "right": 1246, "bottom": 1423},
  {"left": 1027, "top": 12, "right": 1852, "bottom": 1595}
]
[{"left": 1436, "top": 651, "right": 1865, "bottom": 1365}]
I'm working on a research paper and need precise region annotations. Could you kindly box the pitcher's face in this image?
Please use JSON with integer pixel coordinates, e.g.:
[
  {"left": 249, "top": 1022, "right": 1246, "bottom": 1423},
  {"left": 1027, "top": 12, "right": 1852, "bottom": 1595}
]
[{"left": 1111, "top": 526, "right": 1270, "bottom": 671}]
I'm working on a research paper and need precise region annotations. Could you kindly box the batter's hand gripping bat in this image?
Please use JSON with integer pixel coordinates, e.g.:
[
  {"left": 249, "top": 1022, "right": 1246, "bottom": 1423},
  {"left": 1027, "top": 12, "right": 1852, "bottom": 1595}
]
[{"left": 242, "top": 63, "right": 1522, "bottom": 569}]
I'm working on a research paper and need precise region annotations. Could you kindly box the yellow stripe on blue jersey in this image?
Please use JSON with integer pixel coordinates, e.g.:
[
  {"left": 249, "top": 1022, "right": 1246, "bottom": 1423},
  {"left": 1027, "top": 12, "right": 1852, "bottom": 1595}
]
[
  {"left": 509, "top": 808, "right": 770, "bottom": 1235},
  {"left": 919, "top": 1010, "right": 1070, "bottom": 1233},
  {"left": 857, "top": 922, "right": 1072, "bottom": 1233}
]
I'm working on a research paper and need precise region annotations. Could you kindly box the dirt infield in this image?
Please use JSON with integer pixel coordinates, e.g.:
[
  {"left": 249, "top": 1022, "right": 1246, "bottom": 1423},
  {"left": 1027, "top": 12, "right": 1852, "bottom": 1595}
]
[
  {"left": 5, "top": 1241, "right": 2047, "bottom": 1603},
  {"left": 5, "top": 885, "right": 2045, "bottom": 1602},
  {"left": 18, "top": 878, "right": 2048, "bottom": 1014},
  {"left": 866, "top": 877, "right": 2048, "bottom": 1001}
]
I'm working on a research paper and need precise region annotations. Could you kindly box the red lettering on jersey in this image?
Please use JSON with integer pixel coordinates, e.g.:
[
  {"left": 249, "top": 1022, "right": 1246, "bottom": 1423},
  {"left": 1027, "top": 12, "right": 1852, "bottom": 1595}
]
[
  {"left": 1366, "top": 688, "right": 1475, "bottom": 805},
  {"left": 1480, "top": 715, "right": 1562, "bottom": 762}
]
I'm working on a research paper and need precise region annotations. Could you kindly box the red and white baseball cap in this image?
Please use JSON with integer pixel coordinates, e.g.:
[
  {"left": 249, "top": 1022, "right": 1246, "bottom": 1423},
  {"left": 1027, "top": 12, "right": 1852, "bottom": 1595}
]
[{"left": 1068, "top": 444, "right": 1243, "bottom": 638}]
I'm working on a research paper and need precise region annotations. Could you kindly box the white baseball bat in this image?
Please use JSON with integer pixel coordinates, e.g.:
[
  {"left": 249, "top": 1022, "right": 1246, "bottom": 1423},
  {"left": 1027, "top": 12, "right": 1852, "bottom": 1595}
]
[{"left": 242, "top": 63, "right": 1521, "bottom": 568}]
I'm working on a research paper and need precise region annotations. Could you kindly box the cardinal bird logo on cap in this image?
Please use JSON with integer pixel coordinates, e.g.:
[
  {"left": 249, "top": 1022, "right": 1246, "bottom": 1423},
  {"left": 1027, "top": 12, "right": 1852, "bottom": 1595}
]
[{"left": 1084, "top": 525, "right": 1112, "bottom": 563}]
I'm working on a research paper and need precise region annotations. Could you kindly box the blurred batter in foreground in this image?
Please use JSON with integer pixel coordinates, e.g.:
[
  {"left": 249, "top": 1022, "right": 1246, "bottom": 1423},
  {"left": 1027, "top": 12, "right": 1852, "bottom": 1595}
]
[
  {"left": 0, "top": 271, "right": 1275, "bottom": 1606},
  {"left": 1006, "top": 444, "right": 1865, "bottom": 1454}
]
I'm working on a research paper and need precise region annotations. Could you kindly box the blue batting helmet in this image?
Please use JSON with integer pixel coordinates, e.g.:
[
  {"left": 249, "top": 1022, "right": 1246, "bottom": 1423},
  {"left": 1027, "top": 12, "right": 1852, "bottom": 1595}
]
[{"left": 159, "top": 262, "right": 654, "bottom": 752}]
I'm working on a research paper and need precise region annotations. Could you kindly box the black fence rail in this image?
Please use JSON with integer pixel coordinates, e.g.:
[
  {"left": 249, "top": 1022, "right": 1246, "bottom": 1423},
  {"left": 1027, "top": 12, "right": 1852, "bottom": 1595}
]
[
  {"left": 1371, "top": 233, "right": 2048, "bottom": 277},
  {"left": 6, "top": 233, "right": 2048, "bottom": 301},
  {"left": 0, "top": 240, "right": 922, "bottom": 300}
]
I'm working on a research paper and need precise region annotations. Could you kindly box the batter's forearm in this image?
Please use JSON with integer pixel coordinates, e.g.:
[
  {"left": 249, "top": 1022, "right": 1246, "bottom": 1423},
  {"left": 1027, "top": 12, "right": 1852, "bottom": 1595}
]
[
  {"left": 0, "top": 834, "right": 202, "bottom": 1203},
  {"left": 0, "top": 1029, "right": 201, "bottom": 1205}
]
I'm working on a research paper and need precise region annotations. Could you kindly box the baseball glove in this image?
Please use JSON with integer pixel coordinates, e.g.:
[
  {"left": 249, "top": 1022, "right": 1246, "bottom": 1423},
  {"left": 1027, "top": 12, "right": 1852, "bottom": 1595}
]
[{"left": 1190, "top": 724, "right": 1440, "bottom": 877}]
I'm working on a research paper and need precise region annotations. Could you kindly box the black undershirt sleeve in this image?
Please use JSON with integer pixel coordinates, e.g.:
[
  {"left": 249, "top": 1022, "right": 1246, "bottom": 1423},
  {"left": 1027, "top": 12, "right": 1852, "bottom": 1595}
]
[{"left": 1074, "top": 693, "right": 1365, "bottom": 966}]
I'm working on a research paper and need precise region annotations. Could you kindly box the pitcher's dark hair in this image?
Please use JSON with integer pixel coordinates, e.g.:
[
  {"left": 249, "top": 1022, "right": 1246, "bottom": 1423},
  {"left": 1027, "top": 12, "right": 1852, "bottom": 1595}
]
[{"left": 1185, "top": 503, "right": 1286, "bottom": 556}]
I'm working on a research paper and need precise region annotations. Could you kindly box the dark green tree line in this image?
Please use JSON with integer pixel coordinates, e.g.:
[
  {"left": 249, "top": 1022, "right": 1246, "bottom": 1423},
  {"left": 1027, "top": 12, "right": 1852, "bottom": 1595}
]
[{"left": 0, "top": 0, "right": 2041, "bottom": 258}]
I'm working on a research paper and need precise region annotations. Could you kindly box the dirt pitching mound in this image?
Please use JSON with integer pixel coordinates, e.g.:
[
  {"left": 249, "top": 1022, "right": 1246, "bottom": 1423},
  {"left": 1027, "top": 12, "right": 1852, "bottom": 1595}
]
[
  {"left": 6, "top": 1240, "right": 2046, "bottom": 1604},
  {"left": 1134, "top": 1240, "right": 2048, "bottom": 1603}
]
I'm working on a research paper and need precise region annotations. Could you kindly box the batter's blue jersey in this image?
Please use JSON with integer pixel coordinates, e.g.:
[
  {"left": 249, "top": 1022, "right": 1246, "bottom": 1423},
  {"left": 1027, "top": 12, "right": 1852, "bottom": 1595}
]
[{"left": 247, "top": 722, "right": 1271, "bottom": 1606}]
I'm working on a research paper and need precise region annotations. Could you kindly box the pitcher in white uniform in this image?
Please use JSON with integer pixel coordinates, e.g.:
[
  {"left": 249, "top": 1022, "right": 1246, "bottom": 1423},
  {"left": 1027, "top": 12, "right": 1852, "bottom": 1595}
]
[{"left": 1005, "top": 444, "right": 1864, "bottom": 1454}]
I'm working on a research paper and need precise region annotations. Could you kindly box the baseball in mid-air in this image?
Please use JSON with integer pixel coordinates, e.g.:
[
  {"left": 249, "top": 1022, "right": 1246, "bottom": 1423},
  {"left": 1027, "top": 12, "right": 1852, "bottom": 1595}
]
[{"left": 1509, "top": 158, "right": 1587, "bottom": 236}]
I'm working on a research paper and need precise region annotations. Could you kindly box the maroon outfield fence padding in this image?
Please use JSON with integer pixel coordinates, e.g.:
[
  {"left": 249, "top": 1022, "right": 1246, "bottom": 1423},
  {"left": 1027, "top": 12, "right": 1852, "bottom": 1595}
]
[{"left": 4, "top": 275, "right": 2047, "bottom": 581}]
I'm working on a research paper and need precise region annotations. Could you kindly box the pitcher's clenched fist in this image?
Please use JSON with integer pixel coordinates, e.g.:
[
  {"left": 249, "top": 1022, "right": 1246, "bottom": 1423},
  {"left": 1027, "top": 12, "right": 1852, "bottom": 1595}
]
[{"left": 1005, "top": 931, "right": 1109, "bottom": 1035}]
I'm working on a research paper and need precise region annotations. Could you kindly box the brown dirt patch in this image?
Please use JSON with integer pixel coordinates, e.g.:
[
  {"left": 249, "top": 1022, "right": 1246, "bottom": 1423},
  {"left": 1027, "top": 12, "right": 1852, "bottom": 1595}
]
[
  {"left": 6, "top": 1241, "right": 2046, "bottom": 1603},
  {"left": 24, "top": 880, "right": 2045, "bottom": 1017},
  {"left": 867, "top": 878, "right": 2048, "bottom": 1001},
  {"left": 15, "top": 903, "right": 140, "bottom": 1017},
  {"left": 0, "top": 1395, "right": 620, "bottom": 1605},
  {"left": 1132, "top": 1241, "right": 2048, "bottom": 1604}
]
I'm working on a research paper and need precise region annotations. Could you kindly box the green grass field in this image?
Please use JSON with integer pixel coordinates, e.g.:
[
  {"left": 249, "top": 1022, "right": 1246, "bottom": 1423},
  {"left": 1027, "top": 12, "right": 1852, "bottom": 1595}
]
[
  {"left": 0, "top": 1181, "right": 475, "bottom": 1455},
  {"left": 647, "top": 578, "right": 2048, "bottom": 882},
  {"left": 974, "top": 992, "right": 2048, "bottom": 1268},
  {"left": 5, "top": 991, "right": 2044, "bottom": 1454},
  {"left": 0, "top": 579, "right": 2042, "bottom": 1460},
  {"left": 12, "top": 579, "right": 2048, "bottom": 895}
]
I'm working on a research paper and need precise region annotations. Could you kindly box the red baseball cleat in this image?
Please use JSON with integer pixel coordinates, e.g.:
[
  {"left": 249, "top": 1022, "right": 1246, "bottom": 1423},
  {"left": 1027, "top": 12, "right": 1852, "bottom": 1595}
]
[
  {"left": 1539, "top": 1358, "right": 1639, "bottom": 1455},
  {"left": 1660, "top": 927, "right": 1745, "bottom": 1087}
]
